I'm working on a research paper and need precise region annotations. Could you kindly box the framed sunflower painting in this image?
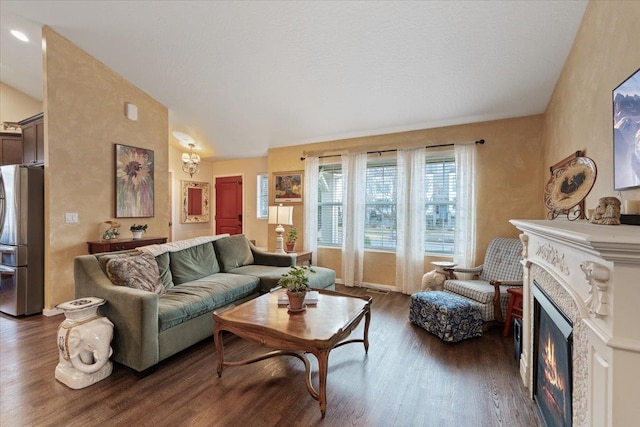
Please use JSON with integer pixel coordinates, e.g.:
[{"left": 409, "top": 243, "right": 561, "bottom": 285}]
[{"left": 115, "top": 144, "right": 154, "bottom": 218}]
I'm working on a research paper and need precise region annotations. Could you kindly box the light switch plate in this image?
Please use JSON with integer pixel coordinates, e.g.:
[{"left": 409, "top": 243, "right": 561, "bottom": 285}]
[{"left": 65, "top": 213, "right": 78, "bottom": 223}]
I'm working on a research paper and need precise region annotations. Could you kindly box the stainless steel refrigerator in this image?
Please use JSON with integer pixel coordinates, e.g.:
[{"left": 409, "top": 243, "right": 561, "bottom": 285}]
[{"left": 0, "top": 165, "right": 44, "bottom": 316}]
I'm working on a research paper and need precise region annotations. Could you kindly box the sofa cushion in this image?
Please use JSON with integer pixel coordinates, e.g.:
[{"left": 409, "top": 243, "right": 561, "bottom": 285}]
[
  {"left": 106, "top": 253, "right": 165, "bottom": 295},
  {"left": 213, "top": 234, "right": 255, "bottom": 272},
  {"left": 443, "top": 280, "right": 515, "bottom": 322},
  {"left": 137, "top": 234, "right": 230, "bottom": 257},
  {"left": 155, "top": 252, "right": 174, "bottom": 290},
  {"left": 169, "top": 242, "right": 220, "bottom": 285},
  {"left": 157, "top": 273, "right": 260, "bottom": 331},
  {"left": 229, "top": 265, "right": 336, "bottom": 293},
  {"left": 444, "top": 280, "right": 495, "bottom": 304}
]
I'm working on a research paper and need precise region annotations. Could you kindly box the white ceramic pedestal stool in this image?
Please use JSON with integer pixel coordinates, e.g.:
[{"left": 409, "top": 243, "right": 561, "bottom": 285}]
[{"left": 55, "top": 297, "right": 114, "bottom": 389}]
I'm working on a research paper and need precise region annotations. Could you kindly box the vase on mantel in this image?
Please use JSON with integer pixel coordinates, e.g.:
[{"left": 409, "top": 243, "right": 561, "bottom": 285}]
[{"left": 131, "top": 231, "right": 144, "bottom": 240}]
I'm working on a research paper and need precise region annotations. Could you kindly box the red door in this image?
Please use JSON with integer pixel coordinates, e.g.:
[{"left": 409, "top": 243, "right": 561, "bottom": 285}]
[{"left": 215, "top": 176, "right": 243, "bottom": 235}]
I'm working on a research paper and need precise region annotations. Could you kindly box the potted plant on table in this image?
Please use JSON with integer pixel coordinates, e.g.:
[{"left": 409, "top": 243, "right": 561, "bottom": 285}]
[
  {"left": 285, "top": 227, "right": 298, "bottom": 252},
  {"left": 130, "top": 224, "right": 148, "bottom": 239},
  {"left": 278, "top": 265, "right": 315, "bottom": 313}
]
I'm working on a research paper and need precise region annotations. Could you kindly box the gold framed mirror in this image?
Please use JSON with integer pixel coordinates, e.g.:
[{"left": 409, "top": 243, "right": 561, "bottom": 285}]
[{"left": 181, "top": 180, "right": 210, "bottom": 223}]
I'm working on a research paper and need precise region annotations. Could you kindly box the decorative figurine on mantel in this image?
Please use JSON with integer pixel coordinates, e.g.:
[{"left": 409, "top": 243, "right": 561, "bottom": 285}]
[
  {"left": 590, "top": 197, "right": 621, "bottom": 225},
  {"left": 102, "top": 220, "right": 121, "bottom": 240}
]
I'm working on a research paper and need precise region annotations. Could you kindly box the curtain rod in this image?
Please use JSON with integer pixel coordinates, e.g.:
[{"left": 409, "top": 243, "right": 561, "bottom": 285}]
[{"left": 300, "top": 139, "right": 485, "bottom": 161}]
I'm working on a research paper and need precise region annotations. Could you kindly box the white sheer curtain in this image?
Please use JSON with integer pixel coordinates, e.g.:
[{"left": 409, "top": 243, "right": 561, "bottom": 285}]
[
  {"left": 303, "top": 157, "right": 319, "bottom": 261},
  {"left": 341, "top": 153, "right": 367, "bottom": 287},
  {"left": 454, "top": 143, "right": 477, "bottom": 268},
  {"left": 396, "top": 147, "right": 426, "bottom": 294}
]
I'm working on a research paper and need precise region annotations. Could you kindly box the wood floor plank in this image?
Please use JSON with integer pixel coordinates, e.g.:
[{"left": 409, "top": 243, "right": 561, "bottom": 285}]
[{"left": 0, "top": 285, "right": 541, "bottom": 426}]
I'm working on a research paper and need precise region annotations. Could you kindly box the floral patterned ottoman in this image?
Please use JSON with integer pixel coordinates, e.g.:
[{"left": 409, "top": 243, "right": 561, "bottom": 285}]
[{"left": 409, "top": 291, "right": 482, "bottom": 342}]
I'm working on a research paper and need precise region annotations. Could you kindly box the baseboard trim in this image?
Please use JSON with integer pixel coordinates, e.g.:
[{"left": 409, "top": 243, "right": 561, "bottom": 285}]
[
  {"left": 336, "top": 279, "right": 395, "bottom": 294},
  {"left": 42, "top": 307, "right": 63, "bottom": 317}
]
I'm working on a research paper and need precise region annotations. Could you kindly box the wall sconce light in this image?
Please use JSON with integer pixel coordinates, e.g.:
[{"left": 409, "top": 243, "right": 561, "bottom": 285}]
[
  {"left": 268, "top": 204, "right": 293, "bottom": 254},
  {"left": 173, "top": 131, "right": 201, "bottom": 178}
]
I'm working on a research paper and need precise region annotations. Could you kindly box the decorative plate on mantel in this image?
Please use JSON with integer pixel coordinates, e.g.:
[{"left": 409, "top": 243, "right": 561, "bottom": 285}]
[{"left": 544, "top": 156, "right": 597, "bottom": 211}]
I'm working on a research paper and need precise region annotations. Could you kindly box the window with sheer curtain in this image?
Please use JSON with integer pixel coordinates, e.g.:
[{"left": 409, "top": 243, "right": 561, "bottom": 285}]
[
  {"left": 256, "top": 173, "right": 268, "bottom": 219},
  {"left": 316, "top": 154, "right": 456, "bottom": 254}
]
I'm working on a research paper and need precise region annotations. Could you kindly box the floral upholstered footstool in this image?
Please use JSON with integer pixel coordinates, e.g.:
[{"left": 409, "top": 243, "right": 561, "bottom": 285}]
[{"left": 409, "top": 291, "right": 482, "bottom": 342}]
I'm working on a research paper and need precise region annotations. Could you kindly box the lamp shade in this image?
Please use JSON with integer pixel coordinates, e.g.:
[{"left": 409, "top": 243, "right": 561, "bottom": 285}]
[{"left": 268, "top": 205, "right": 293, "bottom": 226}]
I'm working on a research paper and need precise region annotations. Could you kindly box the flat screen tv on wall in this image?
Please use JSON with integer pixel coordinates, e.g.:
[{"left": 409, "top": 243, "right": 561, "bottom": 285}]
[{"left": 613, "top": 67, "right": 640, "bottom": 190}]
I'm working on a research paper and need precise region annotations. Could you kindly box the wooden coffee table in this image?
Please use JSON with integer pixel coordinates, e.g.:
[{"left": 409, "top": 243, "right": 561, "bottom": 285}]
[{"left": 213, "top": 289, "right": 372, "bottom": 417}]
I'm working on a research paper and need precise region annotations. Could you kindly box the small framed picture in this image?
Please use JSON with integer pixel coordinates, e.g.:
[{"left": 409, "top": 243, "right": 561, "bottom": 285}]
[{"left": 274, "top": 171, "right": 303, "bottom": 203}]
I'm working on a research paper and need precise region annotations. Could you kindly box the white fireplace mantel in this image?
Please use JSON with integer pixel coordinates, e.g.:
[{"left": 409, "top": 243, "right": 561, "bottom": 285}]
[{"left": 510, "top": 219, "right": 640, "bottom": 427}]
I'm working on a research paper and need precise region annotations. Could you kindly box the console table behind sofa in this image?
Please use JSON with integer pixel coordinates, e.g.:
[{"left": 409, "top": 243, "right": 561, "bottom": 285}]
[{"left": 87, "top": 237, "right": 168, "bottom": 254}]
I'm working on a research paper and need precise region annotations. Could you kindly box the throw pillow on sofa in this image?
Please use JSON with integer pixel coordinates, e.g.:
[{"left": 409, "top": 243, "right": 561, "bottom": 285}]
[
  {"left": 96, "top": 250, "right": 140, "bottom": 274},
  {"left": 106, "top": 253, "right": 166, "bottom": 295},
  {"left": 213, "top": 234, "right": 254, "bottom": 272}
]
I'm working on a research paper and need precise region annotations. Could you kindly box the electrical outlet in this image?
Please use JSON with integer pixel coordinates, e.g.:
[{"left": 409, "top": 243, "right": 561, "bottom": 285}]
[{"left": 65, "top": 213, "right": 78, "bottom": 223}]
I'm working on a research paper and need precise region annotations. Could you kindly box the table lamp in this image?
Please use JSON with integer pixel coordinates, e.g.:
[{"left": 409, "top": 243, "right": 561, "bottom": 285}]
[{"left": 268, "top": 204, "right": 293, "bottom": 254}]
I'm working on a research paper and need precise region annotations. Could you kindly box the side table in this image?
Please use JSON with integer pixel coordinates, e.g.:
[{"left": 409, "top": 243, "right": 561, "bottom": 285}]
[
  {"left": 421, "top": 261, "right": 457, "bottom": 291},
  {"left": 288, "top": 250, "right": 312, "bottom": 266}
]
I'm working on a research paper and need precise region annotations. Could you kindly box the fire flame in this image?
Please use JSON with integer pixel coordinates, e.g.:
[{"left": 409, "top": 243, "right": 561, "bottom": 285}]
[
  {"left": 540, "top": 331, "right": 567, "bottom": 422},
  {"left": 543, "top": 333, "right": 565, "bottom": 393}
]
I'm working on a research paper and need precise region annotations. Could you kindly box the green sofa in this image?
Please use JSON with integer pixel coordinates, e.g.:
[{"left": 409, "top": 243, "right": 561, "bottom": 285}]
[{"left": 74, "top": 234, "right": 336, "bottom": 372}]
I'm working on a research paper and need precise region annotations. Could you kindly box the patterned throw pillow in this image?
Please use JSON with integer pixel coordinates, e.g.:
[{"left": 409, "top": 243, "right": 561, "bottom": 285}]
[{"left": 106, "top": 253, "right": 165, "bottom": 295}]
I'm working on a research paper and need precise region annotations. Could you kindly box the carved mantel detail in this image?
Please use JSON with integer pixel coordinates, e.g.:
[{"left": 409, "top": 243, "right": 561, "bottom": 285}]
[
  {"left": 519, "top": 233, "right": 529, "bottom": 258},
  {"left": 535, "top": 243, "right": 570, "bottom": 275},
  {"left": 580, "top": 261, "right": 610, "bottom": 318}
]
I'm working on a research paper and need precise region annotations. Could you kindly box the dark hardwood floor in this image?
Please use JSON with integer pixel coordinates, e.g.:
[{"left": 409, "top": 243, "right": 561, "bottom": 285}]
[{"left": 0, "top": 285, "right": 541, "bottom": 427}]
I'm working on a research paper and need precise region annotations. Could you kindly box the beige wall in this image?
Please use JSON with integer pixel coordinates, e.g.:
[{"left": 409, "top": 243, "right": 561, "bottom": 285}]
[
  {"left": 0, "top": 82, "right": 42, "bottom": 123},
  {"left": 169, "top": 145, "right": 215, "bottom": 241},
  {"left": 169, "top": 151, "right": 268, "bottom": 246},
  {"left": 43, "top": 27, "right": 169, "bottom": 310},
  {"left": 37, "top": 0, "right": 638, "bottom": 302},
  {"left": 542, "top": 1, "right": 640, "bottom": 209},
  {"left": 212, "top": 157, "right": 269, "bottom": 248},
  {"left": 267, "top": 115, "right": 544, "bottom": 287}
]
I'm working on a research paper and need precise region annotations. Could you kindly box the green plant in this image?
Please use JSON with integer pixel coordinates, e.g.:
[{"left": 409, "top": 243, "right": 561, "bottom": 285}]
[
  {"left": 286, "top": 227, "right": 298, "bottom": 243},
  {"left": 130, "top": 224, "right": 148, "bottom": 232},
  {"left": 277, "top": 265, "right": 316, "bottom": 295}
]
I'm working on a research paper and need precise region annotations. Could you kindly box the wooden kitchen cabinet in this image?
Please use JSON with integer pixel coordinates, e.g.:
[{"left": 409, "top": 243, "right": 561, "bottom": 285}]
[
  {"left": 0, "top": 132, "right": 23, "bottom": 165},
  {"left": 19, "top": 113, "right": 44, "bottom": 165}
]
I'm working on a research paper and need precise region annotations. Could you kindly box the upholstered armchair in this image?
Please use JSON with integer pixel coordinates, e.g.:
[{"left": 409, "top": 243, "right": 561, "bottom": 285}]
[{"left": 443, "top": 237, "right": 523, "bottom": 324}]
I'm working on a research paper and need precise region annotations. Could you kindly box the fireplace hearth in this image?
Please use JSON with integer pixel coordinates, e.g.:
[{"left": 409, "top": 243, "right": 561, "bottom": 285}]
[{"left": 533, "top": 282, "right": 572, "bottom": 427}]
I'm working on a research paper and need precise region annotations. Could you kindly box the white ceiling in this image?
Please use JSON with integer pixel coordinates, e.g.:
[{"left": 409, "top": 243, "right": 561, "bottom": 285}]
[{"left": 0, "top": 1, "right": 588, "bottom": 160}]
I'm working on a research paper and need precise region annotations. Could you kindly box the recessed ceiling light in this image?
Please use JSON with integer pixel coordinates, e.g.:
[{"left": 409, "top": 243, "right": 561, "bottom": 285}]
[
  {"left": 172, "top": 131, "right": 194, "bottom": 144},
  {"left": 10, "top": 30, "right": 29, "bottom": 42},
  {"left": 172, "top": 131, "right": 201, "bottom": 149}
]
